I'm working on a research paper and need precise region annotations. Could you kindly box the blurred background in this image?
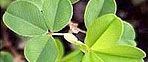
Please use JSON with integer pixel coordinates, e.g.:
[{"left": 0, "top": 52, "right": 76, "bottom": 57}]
[{"left": 0, "top": 0, "right": 148, "bottom": 62}]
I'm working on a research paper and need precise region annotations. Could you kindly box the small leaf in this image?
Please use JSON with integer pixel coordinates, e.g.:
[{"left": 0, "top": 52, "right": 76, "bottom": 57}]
[
  {"left": 3, "top": 1, "right": 48, "bottom": 37},
  {"left": 24, "top": 35, "right": 58, "bottom": 62},
  {"left": 43, "top": 0, "right": 73, "bottom": 32},
  {"left": 70, "top": 0, "right": 79, "bottom": 4},
  {"left": 85, "top": 14, "right": 123, "bottom": 47},
  {"left": 55, "top": 39, "right": 64, "bottom": 62},
  {"left": 84, "top": 0, "right": 116, "bottom": 28},
  {"left": 93, "top": 45, "right": 146, "bottom": 62},
  {"left": 0, "top": 51, "right": 13, "bottom": 62},
  {"left": 62, "top": 50, "right": 83, "bottom": 62},
  {"left": 119, "top": 21, "right": 137, "bottom": 46},
  {"left": 82, "top": 52, "right": 104, "bottom": 62}
]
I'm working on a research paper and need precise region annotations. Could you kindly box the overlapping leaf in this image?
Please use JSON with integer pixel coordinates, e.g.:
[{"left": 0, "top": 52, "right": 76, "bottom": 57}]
[
  {"left": 3, "top": 0, "right": 73, "bottom": 37},
  {"left": 24, "top": 35, "right": 58, "bottom": 62},
  {"left": 85, "top": 14, "right": 123, "bottom": 47},
  {"left": 84, "top": 0, "right": 116, "bottom": 28},
  {"left": 119, "top": 21, "right": 137, "bottom": 46},
  {"left": 55, "top": 39, "right": 64, "bottom": 62},
  {"left": 84, "top": 14, "right": 145, "bottom": 62}
]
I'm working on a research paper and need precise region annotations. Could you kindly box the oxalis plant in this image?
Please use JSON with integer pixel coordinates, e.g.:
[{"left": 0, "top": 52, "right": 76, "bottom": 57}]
[{"left": 2, "top": 0, "right": 146, "bottom": 62}]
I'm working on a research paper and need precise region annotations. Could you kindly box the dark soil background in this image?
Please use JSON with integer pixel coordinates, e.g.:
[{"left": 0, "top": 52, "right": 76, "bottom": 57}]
[{"left": 0, "top": 0, "right": 148, "bottom": 62}]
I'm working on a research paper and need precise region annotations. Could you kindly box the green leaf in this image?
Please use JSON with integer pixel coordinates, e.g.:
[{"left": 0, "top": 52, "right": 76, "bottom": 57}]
[
  {"left": 0, "top": 51, "right": 13, "bottom": 62},
  {"left": 3, "top": 1, "right": 48, "bottom": 37},
  {"left": 119, "top": 21, "right": 137, "bottom": 46},
  {"left": 25, "top": 0, "right": 73, "bottom": 32},
  {"left": 95, "top": 53, "right": 144, "bottom": 62},
  {"left": 55, "top": 39, "right": 64, "bottom": 62},
  {"left": 84, "top": 0, "right": 116, "bottom": 28},
  {"left": 85, "top": 14, "right": 123, "bottom": 47},
  {"left": 82, "top": 52, "right": 104, "bottom": 62},
  {"left": 93, "top": 45, "right": 146, "bottom": 62},
  {"left": 24, "top": 35, "right": 58, "bottom": 62},
  {"left": 70, "top": 0, "right": 79, "bottom": 4},
  {"left": 43, "top": 0, "right": 72, "bottom": 32},
  {"left": 62, "top": 50, "right": 83, "bottom": 62},
  {"left": 16, "top": 0, "right": 44, "bottom": 10}
]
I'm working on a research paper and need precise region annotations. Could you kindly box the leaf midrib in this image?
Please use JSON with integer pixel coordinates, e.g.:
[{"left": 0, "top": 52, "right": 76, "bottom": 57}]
[
  {"left": 89, "top": 18, "right": 115, "bottom": 47},
  {"left": 36, "top": 39, "right": 49, "bottom": 62},
  {"left": 52, "top": 0, "right": 61, "bottom": 31}
]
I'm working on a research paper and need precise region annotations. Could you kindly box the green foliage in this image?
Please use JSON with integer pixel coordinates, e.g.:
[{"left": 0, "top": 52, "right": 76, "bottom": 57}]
[
  {"left": 55, "top": 39, "right": 64, "bottom": 62},
  {"left": 3, "top": 0, "right": 73, "bottom": 35},
  {"left": 84, "top": 0, "right": 116, "bottom": 28},
  {"left": 42, "top": 0, "right": 73, "bottom": 32},
  {"left": 62, "top": 50, "right": 83, "bottom": 62},
  {"left": 119, "top": 21, "right": 137, "bottom": 46},
  {"left": 3, "top": 1, "right": 48, "bottom": 37},
  {"left": 0, "top": 51, "right": 13, "bottom": 62},
  {"left": 85, "top": 14, "right": 123, "bottom": 47},
  {"left": 82, "top": 52, "right": 103, "bottom": 62},
  {"left": 2, "top": 0, "right": 146, "bottom": 62},
  {"left": 24, "top": 35, "right": 58, "bottom": 62},
  {"left": 65, "top": 14, "right": 146, "bottom": 62}
]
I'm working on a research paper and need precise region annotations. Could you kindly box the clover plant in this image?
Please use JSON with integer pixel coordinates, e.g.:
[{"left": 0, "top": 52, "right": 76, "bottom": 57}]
[{"left": 2, "top": 0, "right": 146, "bottom": 62}]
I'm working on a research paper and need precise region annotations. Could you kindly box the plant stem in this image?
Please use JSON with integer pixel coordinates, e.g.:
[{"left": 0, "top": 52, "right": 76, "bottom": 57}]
[{"left": 51, "top": 33, "right": 65, "bottom": 36}]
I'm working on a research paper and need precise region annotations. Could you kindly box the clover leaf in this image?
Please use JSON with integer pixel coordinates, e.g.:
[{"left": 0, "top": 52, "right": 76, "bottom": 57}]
[
  {"left": 84, "top": 0, "right": 116, "bottom": 28},
  {"left": 24, "top": 35, "right": 58, "bottom": 62}
]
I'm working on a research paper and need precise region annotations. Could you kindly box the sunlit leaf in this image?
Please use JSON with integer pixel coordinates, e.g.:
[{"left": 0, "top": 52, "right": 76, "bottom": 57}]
[
  {"left": 82, "top": 52, "right": 104, "bottom": 62},
  {"left": 93, "top": 45, "right": 146, "bottom": 62},
  {"left": 85, "top": 14, "right": 123, "bottom": 47},
  {"left": 55, "top": 39, "right": 64, "bottom": 62}
]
